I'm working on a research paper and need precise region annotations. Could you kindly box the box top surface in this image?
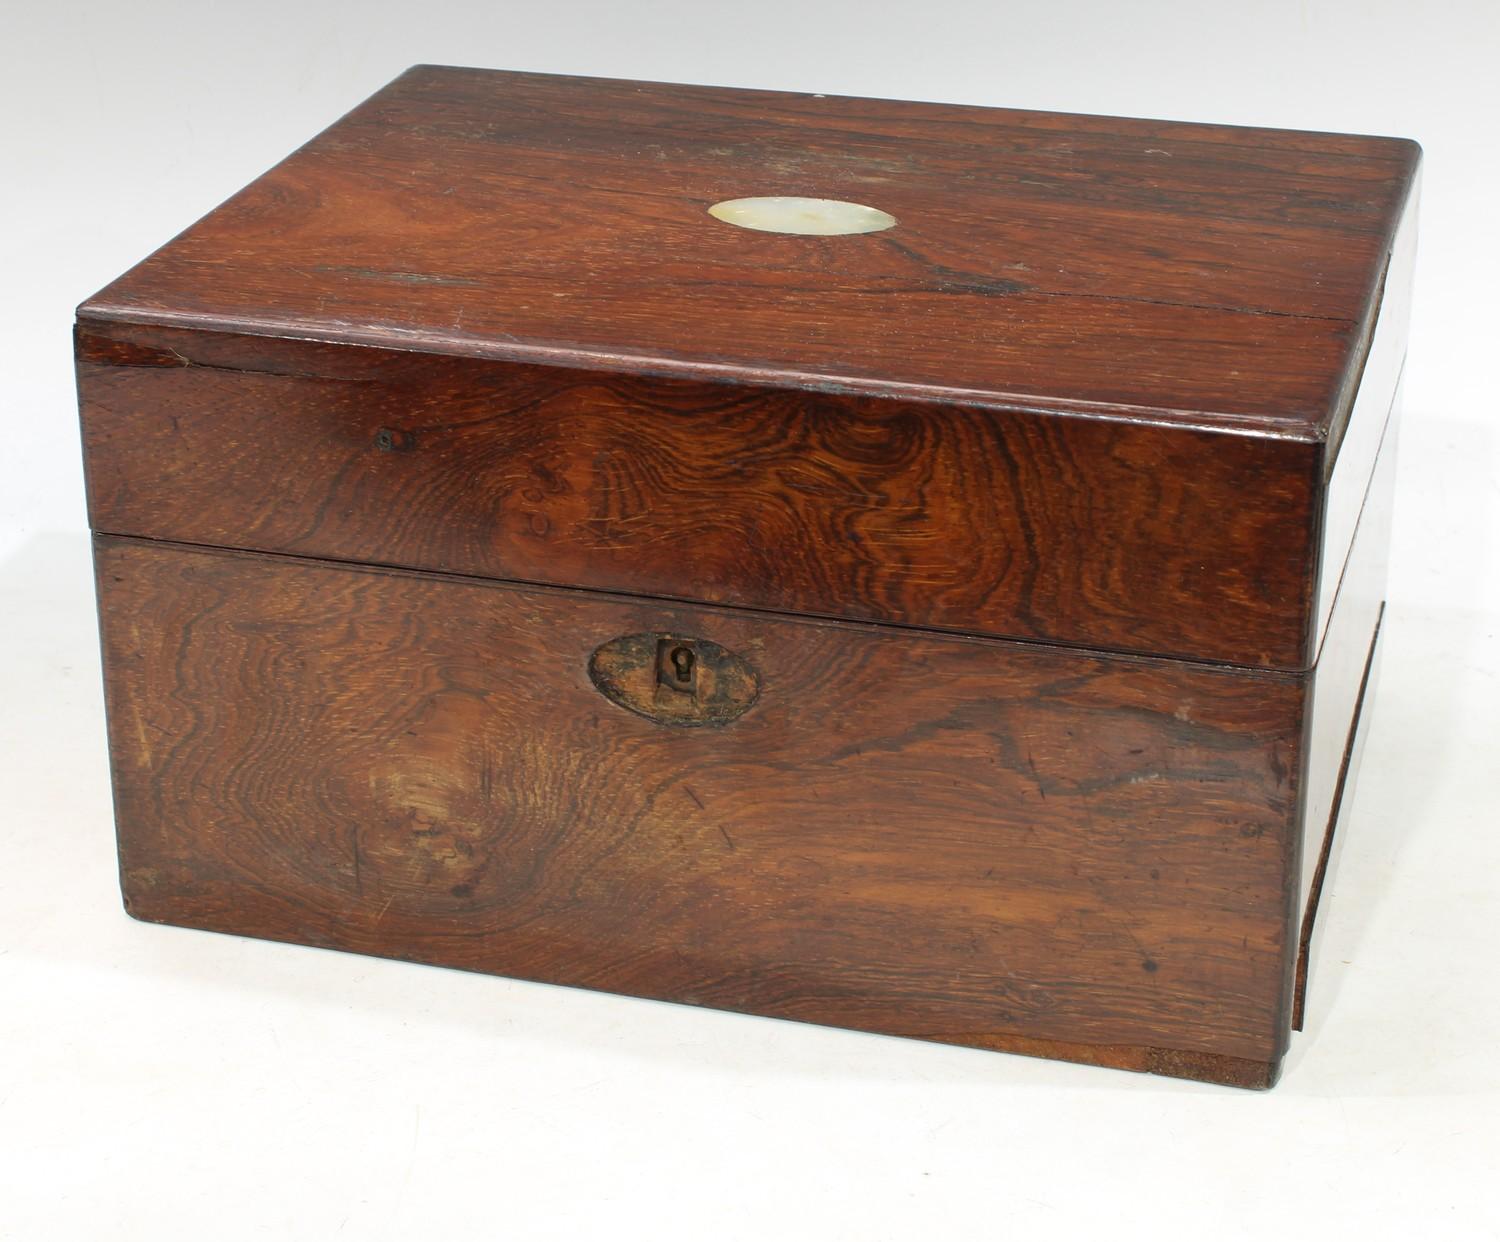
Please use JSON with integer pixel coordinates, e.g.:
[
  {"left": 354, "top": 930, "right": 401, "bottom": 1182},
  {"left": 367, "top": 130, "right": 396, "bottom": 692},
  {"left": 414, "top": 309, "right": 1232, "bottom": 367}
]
[{"left": 81, "top": 65, "right": 1419, "bottom": 439}]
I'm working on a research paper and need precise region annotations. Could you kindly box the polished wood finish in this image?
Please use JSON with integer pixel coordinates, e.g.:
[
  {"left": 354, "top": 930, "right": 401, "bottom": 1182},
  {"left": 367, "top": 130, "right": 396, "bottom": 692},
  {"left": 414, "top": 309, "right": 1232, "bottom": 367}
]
[
  {"left": 97, "top": 535, "right": 1309, "bottom": 1083},
  {"left": 78, "top": 319, "right": 1322, "bottom": 668},
  {"left": 81, "top": 66, "right": 1415, "bottom": 437},
  {"left": 78, "top": 68, "right": 1417, "bottom": 1084},
  {"left": 74, "top": 68, "right": 1420, "bottom": 669}
]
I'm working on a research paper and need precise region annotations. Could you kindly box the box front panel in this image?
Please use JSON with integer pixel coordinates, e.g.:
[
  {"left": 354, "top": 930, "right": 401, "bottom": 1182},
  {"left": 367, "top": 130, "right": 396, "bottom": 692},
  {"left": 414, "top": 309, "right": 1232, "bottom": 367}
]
[
  {"left": 96, "top": 535, "right": 1304, "bottom": 1072},
  {"left": 78, "top": 321, "right": 1320, "bottom": 668}
]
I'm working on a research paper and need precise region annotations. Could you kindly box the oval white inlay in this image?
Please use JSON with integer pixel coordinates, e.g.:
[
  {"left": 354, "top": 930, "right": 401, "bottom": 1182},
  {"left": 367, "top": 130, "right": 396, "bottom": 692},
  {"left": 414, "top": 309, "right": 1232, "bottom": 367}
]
[{"left": 708, "top": 197, "right": 896, "bottom": 236}]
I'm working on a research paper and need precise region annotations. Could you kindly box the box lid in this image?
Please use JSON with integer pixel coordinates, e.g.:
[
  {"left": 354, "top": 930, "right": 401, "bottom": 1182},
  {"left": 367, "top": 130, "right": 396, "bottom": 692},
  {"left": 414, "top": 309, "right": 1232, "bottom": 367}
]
[
  {"left": 77, "top": 67, "right": 1419, "bottom": 669},
  {"left": 83, "top": 65, "right": 1418, "bottom": 438}
]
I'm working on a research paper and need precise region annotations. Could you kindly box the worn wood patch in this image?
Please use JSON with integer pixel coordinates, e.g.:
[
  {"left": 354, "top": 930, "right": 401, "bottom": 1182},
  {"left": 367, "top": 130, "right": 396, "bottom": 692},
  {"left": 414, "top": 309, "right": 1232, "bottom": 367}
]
[{"left": 589, "top": 632, "right": 760, "bottom": 727}]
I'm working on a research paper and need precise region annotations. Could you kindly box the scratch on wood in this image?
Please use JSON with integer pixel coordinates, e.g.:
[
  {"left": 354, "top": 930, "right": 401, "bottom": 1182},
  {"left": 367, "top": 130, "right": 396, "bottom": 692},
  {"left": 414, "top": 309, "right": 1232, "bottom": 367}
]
[{"left": 1027, "top": 750, "right": 1047, "bottom": 800}]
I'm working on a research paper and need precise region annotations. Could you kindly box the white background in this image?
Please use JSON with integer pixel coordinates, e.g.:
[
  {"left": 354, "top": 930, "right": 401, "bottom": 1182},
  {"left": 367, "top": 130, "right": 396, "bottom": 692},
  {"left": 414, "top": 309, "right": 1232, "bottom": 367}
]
[{"left": 3, "top": 1, "right": 1498, "bottom": 1238}]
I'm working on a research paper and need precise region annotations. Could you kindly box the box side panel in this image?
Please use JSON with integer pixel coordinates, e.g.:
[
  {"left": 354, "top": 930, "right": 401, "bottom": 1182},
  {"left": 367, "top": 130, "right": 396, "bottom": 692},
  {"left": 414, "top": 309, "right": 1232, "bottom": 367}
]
[
  {"left": 1311, "top": 184, "right": 1416, "bottom": 658},
  {"left": 96, "top": 535, "right": 1304, "bottom": 1073},
  {"left": 1294, "top": 395, "right": 1399, "bottom": 1023},
  {"left": 78, "top": 322, "right": 1320, "bottom": 668}
]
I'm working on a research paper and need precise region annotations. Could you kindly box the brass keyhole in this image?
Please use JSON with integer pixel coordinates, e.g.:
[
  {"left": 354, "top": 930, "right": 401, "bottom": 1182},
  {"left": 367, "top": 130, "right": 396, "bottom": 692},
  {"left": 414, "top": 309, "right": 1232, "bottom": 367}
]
[
  {"left": 592, "top": 632, "right": 759, "bottom": 727},
  {"left": 655, "top": 639, "right": 698, "bottom": 696}
]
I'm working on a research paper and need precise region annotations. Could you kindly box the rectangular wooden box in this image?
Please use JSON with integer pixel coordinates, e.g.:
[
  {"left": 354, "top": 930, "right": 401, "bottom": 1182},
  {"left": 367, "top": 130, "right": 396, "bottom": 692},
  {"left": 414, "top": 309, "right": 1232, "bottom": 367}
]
[{"left": 77, "top": 66, "right": 1419, "bottom": 1086}]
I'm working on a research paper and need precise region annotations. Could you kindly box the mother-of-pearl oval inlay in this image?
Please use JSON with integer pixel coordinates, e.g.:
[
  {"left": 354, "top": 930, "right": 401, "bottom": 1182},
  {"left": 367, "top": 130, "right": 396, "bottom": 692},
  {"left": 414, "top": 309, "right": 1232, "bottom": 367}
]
[{"left": 707, "top": 197, "right": 897, "bottom": 236}]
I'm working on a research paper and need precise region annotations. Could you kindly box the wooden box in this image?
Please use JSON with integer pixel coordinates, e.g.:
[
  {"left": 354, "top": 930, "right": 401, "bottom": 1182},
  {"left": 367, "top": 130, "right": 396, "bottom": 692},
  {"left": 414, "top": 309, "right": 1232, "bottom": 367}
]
[{"left": 76, "top": 66, "right": 1419, "bottom": 1086}]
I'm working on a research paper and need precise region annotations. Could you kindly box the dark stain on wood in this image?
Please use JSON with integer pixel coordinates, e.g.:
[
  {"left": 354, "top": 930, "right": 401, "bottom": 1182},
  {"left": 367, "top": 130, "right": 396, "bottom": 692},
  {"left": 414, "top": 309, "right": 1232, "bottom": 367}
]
[{"left": 589, "top": 632, "right": 760, "bottom": 727}]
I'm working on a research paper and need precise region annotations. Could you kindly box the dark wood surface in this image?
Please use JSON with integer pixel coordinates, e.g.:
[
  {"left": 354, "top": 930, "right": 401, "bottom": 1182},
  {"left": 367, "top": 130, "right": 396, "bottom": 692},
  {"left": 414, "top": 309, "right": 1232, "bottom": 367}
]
[
  {"left": 78, "top": 68, "right": 1413, "bottom": 1084},
  {"left": 80, "top": 65, "right": 1418, "bottom": 438},
  {"left": 79, "top": 319, "right": 1322, "bottom": 669},
  {"left": 75, "top": 68, "right": 1421, "bottom": 669},
  {"left": 97, "top": 534, "right": 1314, "bottom": 1083}
]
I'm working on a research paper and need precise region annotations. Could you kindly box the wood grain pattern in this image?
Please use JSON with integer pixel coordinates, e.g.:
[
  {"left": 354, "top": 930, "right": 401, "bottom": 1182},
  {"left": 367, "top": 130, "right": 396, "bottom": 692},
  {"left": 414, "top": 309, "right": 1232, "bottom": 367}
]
[
  {"left": 78, "top": 69, "right": 1412, "bottom": 1085},
  {"left": 97, "top": 534, "right": 1313, "bottom": 1082},
  {"left": 78, "top": 319, "right": 1322, "bottom": 669},
  {"left": 74, "top": 68, "right": 1421, "bottom": 669},
  {"left": 80, "top": 65, "right": 1419, "bottom": 437}
]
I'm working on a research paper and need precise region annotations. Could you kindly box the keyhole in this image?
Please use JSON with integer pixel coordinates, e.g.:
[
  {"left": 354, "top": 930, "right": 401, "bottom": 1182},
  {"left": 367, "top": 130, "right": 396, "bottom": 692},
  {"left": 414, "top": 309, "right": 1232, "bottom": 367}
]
[{"left": 670, "top": 646, "right": 694, "bottom": 683}]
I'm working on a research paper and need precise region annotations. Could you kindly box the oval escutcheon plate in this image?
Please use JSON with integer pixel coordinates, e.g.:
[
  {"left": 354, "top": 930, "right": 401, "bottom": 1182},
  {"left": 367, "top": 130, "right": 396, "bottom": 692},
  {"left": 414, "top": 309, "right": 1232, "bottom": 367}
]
[
  {"left": 707, "top": 196, "right": 896, "bottom": 236},
  {"left": 588, "top": 633, "right": 760, "bottom": 727}
]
